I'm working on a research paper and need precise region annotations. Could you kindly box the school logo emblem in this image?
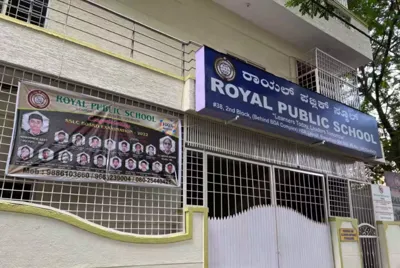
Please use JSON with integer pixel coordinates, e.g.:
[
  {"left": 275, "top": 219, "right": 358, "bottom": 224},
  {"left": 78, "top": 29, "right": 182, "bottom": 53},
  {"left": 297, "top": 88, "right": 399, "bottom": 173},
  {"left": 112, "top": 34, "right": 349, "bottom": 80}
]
[
  {"left": 159, "top": 119, "right": 177, "bottom": 135},
  {"left": 214, "top": 57, "right": 235, "bottom": 81},
  {"left": 28, "top": 90, "right": 50, "bottom": 109}
]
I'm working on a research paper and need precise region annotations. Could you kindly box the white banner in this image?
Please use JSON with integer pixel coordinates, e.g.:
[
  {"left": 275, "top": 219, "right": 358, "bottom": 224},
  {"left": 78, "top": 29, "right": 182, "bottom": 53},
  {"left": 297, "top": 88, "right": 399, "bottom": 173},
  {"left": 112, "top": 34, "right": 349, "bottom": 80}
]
[{"left": 371, "top": 184, "right": 394, "bottom": 221}]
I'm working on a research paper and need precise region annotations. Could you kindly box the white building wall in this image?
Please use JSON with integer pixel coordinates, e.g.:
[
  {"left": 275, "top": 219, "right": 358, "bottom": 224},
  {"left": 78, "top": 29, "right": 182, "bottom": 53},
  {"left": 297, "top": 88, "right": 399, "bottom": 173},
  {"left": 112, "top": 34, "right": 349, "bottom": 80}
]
[
  {"left": 0, "top": 208, "right": 205, "bottom": 268},
  {"left": 45, "top": 0, "right": 302, "bottom": 81},
  {"left": 0, "top": 19, "right": 184, "bottom": 111},
  {"left": 378, "top": 223, "right": 400, "bottom": 268},
  {"left": 0, "top": 0, "right": 368, "bottom": 180},
  {"left": 0, "top": 2, "right": 371, "bottom": 266},
  {"left": 0, "top": 0, "right": 305, "bottom": 113},
  {"left": 274, "top": 0, "right": 372, "bottom": 64}
]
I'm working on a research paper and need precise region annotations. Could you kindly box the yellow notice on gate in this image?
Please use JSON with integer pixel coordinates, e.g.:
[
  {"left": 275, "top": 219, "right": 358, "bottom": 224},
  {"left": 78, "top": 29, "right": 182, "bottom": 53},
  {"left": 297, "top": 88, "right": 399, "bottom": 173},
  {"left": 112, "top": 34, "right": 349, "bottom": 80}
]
[{"left": 340, "top": 228, "right": 359, "bottom": 242}]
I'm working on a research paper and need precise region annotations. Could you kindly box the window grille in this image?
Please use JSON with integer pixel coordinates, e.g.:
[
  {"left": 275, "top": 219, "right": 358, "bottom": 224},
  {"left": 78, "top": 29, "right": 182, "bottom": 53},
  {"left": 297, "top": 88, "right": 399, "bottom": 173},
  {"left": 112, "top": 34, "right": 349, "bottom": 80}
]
[
  {"left": 2, "top": 0, "right": 48, "bottom": 27},
  {"left": 297, "top": 48, "right": 359, "bottom": 109},
  {"left": 0, "top": 62, "right": 184, "bottom": 235},
  {"left": 297, "top": 60, "right": 317, "bottom": 92},
  {"left": 326, "top": 176, "right": 351, "bottom": 217}
]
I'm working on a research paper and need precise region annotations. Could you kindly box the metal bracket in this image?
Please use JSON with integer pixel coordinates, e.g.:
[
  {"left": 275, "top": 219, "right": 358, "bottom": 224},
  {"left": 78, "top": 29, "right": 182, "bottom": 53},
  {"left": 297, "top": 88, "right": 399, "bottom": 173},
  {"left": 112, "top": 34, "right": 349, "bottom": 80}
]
[
  {"left": 225, "top": 115, "right": 239, "bottom": 125},
  {"left": 311, "top": 140, "right": 326, "bottom": 147}
]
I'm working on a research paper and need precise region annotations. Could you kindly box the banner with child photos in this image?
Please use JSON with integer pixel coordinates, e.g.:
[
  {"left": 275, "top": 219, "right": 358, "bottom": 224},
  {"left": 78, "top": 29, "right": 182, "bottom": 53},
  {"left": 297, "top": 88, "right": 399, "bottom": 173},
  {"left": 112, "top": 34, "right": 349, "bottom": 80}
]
[{"left": 6, "top": 82, "right": 181, "bottom": 187}]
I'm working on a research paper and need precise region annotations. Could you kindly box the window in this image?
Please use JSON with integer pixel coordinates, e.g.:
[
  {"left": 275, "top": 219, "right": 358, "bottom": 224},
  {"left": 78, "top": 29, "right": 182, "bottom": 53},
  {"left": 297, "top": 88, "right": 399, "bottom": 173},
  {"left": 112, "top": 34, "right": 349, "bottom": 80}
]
[{"left": 5, "top": 0, "right": 49, "bottom": 27}]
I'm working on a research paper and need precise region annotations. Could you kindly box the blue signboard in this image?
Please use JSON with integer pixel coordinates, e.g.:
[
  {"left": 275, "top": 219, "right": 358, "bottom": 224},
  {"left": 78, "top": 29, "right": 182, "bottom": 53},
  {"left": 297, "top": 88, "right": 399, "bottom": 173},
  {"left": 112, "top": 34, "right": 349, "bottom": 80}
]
[{"left": 195, "top": 46, "right": 383, "bottom": 159}]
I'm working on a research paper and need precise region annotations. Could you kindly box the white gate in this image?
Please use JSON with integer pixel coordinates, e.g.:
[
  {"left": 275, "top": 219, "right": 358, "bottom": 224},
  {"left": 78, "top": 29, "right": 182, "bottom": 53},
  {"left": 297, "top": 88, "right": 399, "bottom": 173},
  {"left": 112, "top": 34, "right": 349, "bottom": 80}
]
[
  {"left": 274, "top": 167, "right": 333, "bottom": 268},
  {"left": 205, "top": 153, "right": 334, "bottom": 268}
]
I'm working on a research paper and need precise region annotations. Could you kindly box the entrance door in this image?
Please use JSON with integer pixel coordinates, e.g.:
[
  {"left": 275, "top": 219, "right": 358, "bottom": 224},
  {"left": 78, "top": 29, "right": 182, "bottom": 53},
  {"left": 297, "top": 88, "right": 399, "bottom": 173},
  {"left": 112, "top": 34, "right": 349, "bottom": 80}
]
[{"left": 206, "top": 153, "right": 333, "bottom": 268}]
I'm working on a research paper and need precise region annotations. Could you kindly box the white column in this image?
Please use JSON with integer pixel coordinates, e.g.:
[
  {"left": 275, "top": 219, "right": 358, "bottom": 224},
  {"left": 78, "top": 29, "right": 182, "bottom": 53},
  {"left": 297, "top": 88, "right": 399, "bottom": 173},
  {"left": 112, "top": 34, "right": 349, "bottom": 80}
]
[{"left": 377, "top": 221, "right": 400, "bottom": 268}]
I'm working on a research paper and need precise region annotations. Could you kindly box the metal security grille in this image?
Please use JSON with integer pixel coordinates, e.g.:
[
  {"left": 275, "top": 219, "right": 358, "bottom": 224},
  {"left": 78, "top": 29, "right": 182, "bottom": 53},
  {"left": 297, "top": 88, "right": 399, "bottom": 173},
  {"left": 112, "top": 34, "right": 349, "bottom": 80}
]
[
  {"left": 186, "top": 115, "right": 367, "bottom": 181},
  {"left": 297, "top": 48, "right": 359, "bottom": 109},
  {"left": 207, "top": 154, "right": 271, "bottom": 218},
  {"left": 350, "top": 181, "right": 380, "bottom": 268},
  {"left": 185, "top": 149, "right": 204, "bottom": 206},
  {"left": 275, "top": 167, "right": 326, "bottom": 223},
  {"left": 0, "top": 63, "right": 184, "bottom": 235},
  {"left": 297, "top": 60, "right": 317, "bottom": 92},
  {"left": 327, "top": 176, "right": 351, "bottom": 217},
  {"left": 3, "top": 0, "right": 48, "bottom": 27}
]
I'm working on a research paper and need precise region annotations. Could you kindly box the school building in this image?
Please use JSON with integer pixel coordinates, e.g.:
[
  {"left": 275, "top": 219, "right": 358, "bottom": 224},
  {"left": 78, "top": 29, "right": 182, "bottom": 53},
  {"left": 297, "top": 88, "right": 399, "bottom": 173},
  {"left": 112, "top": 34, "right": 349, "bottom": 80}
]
[{"left": 0, "top": 0, "right": 399, "bottom": 267}]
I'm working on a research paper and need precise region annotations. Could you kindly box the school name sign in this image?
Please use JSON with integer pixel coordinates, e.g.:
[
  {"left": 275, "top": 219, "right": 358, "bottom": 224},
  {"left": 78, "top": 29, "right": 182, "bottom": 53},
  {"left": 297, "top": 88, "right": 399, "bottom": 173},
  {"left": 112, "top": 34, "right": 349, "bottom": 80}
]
[
  {"left": 6, "top": 82, "right": 181, "bottom": 187},
  {"left": 56, "top": 95, "right": 158, "bottom": 121},
  {"left": 195, "top": 46, "right": 383, "bottom": 159}
]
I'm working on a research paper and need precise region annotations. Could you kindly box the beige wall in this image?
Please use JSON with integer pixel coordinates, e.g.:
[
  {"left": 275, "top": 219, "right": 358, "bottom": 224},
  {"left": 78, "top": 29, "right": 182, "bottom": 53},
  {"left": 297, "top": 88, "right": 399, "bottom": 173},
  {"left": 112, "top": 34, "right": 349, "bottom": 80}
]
[
  {"left": 97, "top": 0, "right": 303, "bottom": 80},
  {"left": 0, "top": 19, "right": 185, "bottom": 111},
  {"left": 45, "top": 0, "right": 303, "bottom": 81},
  {"left": 378, "top": 223, "right": 400, "bottom": 268},
  {"left": 0, "top": 208, "right": 204, "bottom": 268},
  {"left": 330, "top": 219, "right": 363, "bottom": 268}
]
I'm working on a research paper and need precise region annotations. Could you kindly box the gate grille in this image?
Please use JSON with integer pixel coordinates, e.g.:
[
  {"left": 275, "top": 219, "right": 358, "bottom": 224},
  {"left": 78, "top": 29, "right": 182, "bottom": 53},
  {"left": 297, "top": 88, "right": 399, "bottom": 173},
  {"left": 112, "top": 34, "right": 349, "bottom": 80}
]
[
  {"left": 327, "top": 176, "right": 351, "bottom": 217},
  {"left": 186, "top": 149, "right": 204, "bottom": 206},
  {"left": 350, "top": 181, "right": 380, "bottom": 268},
  {"left": 207, "top": 154, "right": 271, "bottom": 218},
  {"left": 275, "top": 168, "right": 326, "bottom": 223}
]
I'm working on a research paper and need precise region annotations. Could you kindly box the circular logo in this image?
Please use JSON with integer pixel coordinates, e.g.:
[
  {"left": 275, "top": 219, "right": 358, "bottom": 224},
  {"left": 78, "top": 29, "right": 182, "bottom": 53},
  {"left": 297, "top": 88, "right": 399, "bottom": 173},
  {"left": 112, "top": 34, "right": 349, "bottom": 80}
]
[
  {"left": 28, "top": 90, "right": 50, "bottom": 109},
  {"left": 214, "top": 57, "right": 235, "bottom": 81}
]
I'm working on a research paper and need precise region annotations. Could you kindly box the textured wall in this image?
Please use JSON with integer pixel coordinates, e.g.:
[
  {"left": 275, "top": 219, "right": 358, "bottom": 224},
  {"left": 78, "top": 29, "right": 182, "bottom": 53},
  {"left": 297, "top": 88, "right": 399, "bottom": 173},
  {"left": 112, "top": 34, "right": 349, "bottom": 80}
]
[
  {"left": 0, "top": 19, "right": 185, "bottom": 111},
  {"left": 378, "top": 223, "right": 400, "bottom": 268},
  {"left": 0, "top": 211, "right": 204, "bottom": 268},
  {"left": 330, "top": 220, "right": 363, "bottom": 268},
  {"left": 46, "top": 0, "right": 303, "bottom": 81}
]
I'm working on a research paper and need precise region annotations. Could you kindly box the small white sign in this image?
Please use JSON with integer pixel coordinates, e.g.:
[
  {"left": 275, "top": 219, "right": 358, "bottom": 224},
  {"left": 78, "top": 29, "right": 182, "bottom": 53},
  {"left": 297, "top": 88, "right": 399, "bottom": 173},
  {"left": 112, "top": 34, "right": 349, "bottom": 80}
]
[{"left": 371, "top": 185, "right": 394, "bottom": 221}]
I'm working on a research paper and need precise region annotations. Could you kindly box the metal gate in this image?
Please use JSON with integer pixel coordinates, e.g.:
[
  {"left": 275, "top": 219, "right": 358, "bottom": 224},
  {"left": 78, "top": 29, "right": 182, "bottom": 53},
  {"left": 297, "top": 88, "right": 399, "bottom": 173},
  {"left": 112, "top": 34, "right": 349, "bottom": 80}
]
[
  {"left": 326, "top": 176, "right": 381, "bottom": 268},
  {"left": 350, "top": 181, "right": 380, "bottom": 268},
  {"left": 274, "top": 167, "right": 333, "bottom": 268},
  {"left": 205, "top": 152, "right": 333, "bottom": 268}
]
